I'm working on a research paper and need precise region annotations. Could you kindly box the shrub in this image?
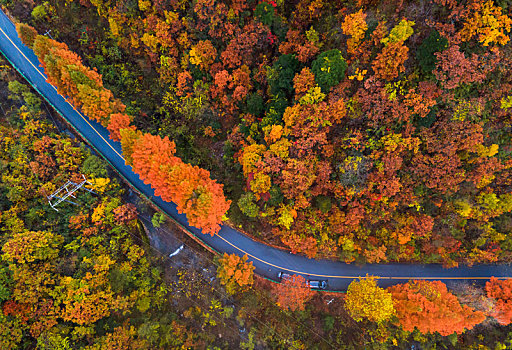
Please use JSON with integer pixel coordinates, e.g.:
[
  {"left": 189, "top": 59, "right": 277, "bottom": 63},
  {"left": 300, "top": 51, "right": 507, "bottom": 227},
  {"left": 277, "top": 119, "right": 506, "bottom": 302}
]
[{"left": 31, "top": 5, "right": 48, "bottom": 21}]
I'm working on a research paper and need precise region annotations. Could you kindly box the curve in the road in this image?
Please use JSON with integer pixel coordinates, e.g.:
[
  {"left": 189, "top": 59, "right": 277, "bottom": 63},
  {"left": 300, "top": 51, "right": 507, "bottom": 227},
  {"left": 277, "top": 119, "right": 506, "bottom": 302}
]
[{"left": 1, "top": 9, "right": 511, "bottom": 291}]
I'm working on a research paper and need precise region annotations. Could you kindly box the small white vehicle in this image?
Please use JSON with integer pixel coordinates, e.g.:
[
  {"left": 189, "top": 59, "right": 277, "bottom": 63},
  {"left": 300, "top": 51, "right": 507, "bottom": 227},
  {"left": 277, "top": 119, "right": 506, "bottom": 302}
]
[
  {"left": 308, "top": 280, "right": 328, "bottom": 289},
  {"left": 277, "top": 272, "right": 292, "bottom": 280}
]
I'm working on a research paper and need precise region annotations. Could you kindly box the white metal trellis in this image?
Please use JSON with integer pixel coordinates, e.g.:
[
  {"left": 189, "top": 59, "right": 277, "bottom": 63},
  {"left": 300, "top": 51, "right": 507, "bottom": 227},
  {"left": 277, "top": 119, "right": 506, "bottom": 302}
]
[{"left": 47, "top": 174, "right": 95, "bottom": 211}]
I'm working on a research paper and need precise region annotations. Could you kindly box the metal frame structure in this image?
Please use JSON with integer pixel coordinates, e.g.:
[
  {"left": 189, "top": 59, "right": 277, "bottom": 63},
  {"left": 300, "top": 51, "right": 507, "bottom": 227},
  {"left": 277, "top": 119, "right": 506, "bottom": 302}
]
[{"left": 47, "top": 174, "right": 95, "bottom": 211}]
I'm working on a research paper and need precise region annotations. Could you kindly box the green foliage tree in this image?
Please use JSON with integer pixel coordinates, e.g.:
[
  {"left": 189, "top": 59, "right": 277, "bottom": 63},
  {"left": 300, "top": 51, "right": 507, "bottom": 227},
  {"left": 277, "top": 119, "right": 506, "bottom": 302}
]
[
  {"left": 0, "top": 310, "right": 23, "bottom": 350},
  {"left": 254, "top": 2, "right": 277, "bottom": 26},
  {"left": 0, "top": 267, "right": 12, "bottom": 302},
  {"left": 237, "top": 192, "right": 260, "bottom": 218},
  {"left": 81, "top": 154, "right": 109, "bottom": 178},
  {"left": 315, "top": 195, "right": 332, "bottom": 213},
  {"left": 312, "top": 49, "right": 347, "bottom": 93},
  {"left": 246, "top": 93, "right": 265, "bottom": 117},
  {"left": 268, "top": 54, "right": 301, "bottom": 96},
  {"left": 8, "top": 80, "right": 41, "bottom": 113},
  {"left": 416, "top": 31, "right": 448, "bottom": 74}
]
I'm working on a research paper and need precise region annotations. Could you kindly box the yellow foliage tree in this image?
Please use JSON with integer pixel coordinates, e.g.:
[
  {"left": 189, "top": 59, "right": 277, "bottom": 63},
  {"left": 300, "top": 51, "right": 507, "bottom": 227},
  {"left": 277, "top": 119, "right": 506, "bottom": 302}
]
[
  {"left": 381, "top": 19, "right": 415, "bottom": 46},
  {"left": 460, "top": 0, "right": 512, "bottom": 46},
  {"left": 239, "top": 144, "right": 266, "bottom": 176},
  {"left": 88, "top": 177, "right": 111, "bottom": 194},
  {"left": 345, "top": 275, "right": 395, "bottom": 323},
  {"left": 217, "top": 253, "right": 255, "bottom": 294},
  {"left": 268, "top": 138, "right": 291, "bottom": 159},
  {"left": 250, "top": 172, "right": 271, "bottom": 196},
  {"left": 277, "top": 204, "right": 297, "bottom": 230},
  {"left": 189, "top": 40, "right": 217, "bottom": 71},
  {"left": 299, "top": 86, "right": 326, "bottom": 105}
]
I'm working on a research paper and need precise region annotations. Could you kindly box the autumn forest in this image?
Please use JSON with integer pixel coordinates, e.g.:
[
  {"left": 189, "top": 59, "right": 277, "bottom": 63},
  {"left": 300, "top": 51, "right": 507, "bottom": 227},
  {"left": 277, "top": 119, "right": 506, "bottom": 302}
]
[{"left": 2, "top": 0, "right": 512, "bottom": 347}]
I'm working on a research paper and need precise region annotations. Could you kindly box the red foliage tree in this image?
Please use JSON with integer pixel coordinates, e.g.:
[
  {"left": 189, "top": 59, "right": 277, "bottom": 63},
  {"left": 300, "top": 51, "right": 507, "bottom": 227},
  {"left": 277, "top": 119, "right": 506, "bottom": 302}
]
[
  {"left": 486, "top": 277, "right": 512, "bottom": 325},
  {"left": 113, "top": 203, "right": 138, "bottom": 225},
  {"left": 279, "top": 30, "right": 320, "bottom": 63},
  {"left": 279, "top": 231, "right": 318, "bottom": 258},
  {"left": 411, "top": 119, "right": 484, "bottom": 194},
  {"left": 434, "top": 45, "right": 486, "bottom": 89},
  {"left": 273, "top": 274, "right": 314, "bottom": 311},
  {"left": 220, "top": 22, "right": 271, "bottom": 69}
]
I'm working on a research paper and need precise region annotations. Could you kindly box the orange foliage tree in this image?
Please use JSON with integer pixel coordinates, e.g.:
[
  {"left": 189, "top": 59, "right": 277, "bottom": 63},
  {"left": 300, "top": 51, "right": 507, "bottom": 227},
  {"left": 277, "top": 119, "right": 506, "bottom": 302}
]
[
  {"left": 342, "top": 10, "right": 368, "bottom": 55},
  {"left": 23, "top": 26, "right": 131, "bottom": 138},
  {"left": 2, "top": 230, "right": 61, "bottom": 265},
  {"left": 120, "top": 130, "right": 231, "bottom": 235},
  {"left": 388, "top": 280, "right": 486, "bottom": 335},
  {"left": 15, "top": 23, "right": 38, "bottom": 47},
  {"left": 216, "top": 253, "right": 255, "bottom": 294},
  {"left": 459, "top": 0, "right": 512, "bottom": 46},
  {"left": 56, "top": 274, "right": 115, "bottom": 325},
  {"left": 485, "top": 277, "right": 512, "bottom": 325},
  {"left": 293, "top": 67, "right": 316, "bottom": 99},
  {"left": 77, "top": 84, "right": 125, "bottom": 126},
  {"left": 107, "top": 113, "right": 135, "bottom": 142},
  {"left": 273, "top": 274, "right": 314, "bottom": 311},
  {"left": 372, "top": 42, "right": 409, "bottom": 81}
]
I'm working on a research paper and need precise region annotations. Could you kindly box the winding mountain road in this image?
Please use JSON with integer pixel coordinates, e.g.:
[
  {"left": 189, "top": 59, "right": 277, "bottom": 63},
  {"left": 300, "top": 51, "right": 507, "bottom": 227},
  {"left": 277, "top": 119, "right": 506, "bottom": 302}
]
[{"left": 1, "top": 9, "right": 511, "bottom": 291}]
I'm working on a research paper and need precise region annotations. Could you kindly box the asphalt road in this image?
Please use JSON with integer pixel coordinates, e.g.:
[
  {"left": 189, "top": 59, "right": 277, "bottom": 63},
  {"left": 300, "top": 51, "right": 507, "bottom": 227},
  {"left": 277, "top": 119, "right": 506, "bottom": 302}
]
[{"left": 1, "top": 9, "right": 511, "bottom": 291}]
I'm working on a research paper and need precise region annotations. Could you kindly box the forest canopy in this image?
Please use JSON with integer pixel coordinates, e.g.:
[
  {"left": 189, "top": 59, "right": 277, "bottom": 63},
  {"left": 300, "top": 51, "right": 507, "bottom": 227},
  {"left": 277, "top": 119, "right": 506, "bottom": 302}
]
[
  {"left": 8, "top": 0, "right": 512, "bottom": 265},
  {"left": 2, "top": 0, "right": 512, "bottom": 347}
]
